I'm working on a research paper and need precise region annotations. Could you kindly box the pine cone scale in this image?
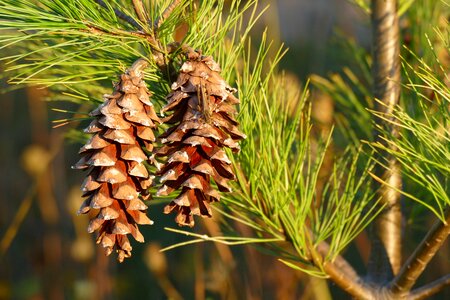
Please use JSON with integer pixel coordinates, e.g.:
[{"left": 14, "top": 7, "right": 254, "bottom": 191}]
[
  {"left": 103, "top": 128, "right": 135, "bottom": 144},
  {"left": 75, "top": 61, "right": 159, "bottom": 262},
  {"left": 157, "top": 52, "right": 245, "bottom": 227}
]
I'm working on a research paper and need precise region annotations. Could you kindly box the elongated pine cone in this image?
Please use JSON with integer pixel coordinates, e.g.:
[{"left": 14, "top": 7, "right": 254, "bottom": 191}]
[
  {"left": 156, "top": 51, "right": 246, "bottom": 227},
  {"left": 74, "top": 59, "right": 160, "bottom": 262}
]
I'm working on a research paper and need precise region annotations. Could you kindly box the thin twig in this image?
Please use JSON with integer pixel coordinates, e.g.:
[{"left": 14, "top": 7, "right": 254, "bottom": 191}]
[
  {"left": 84, "top": 24, "right": 161, "bottom": 53},
  {"left": 94, "top": 1, "right": 183, "bottom": 82},
  {"left": 389, "top": 209, "right": 450, "bottom": 295},
  {"left": 409, "top": 274, "right": 450, "bottom": 300},
  {"left": 0, "top": 182, "right": 38, "bottom": 255},
  {"left": 367, "top": 0, "right": 402, "bottom": 281},
  {"left": 95, "top": 0, "right": 142, "bottom": 30},
  {"left": 84, "top": 24, "right": 168, "bottom": 72},
  {"left": 0, "top": 137, "right": 62, "bottom": 256},
  {"left": 154, "top": 0, "right": 182, "bottom": 29},
  {"left": 132, "top": 0, "right": 148, "bottom": 25}
]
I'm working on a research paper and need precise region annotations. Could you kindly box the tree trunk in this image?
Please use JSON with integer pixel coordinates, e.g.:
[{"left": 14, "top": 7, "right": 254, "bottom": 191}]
[{"left": 368, "top": 0, "right": 403, "bottom": 282}]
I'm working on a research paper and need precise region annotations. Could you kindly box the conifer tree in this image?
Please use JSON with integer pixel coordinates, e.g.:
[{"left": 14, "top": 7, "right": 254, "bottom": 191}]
[{"left": 0, "top": 0, "right": 448, "bottom": 298}]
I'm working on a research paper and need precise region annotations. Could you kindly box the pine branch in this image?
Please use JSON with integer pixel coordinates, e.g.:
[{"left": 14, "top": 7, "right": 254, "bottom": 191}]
[
  {"left": 132, "top": 0, "right": 149, "bottom": 25},
  {"left": 322, "top": 261, "right": 373, "bottom": 299},
  {"left": 409, "top": 274, "right": 450, "bottom": 300},
  {"left": 389, "top": 209, "right": 450, "bottom": 295},
  {"left": 368, "top": 0, "right": 402, "bottom": 280},
  {"left": 155, "top": 0, "right": 182, "bottom": 29},
  {"left": 316, "top": 241, "right": 359, "bottom": 281},
  {"left": 284, "top": 227, "right": 374, "bottom": 299},
  {"left": 315, "top": 240, "right": 374, "bottom": 299},
  {"left": 83, "top": 24, "right": 160, "bottom": 50},
  {"left": 80, "top": 22, "right": 170, "bottom": 78},
  {"left": 94, "top": 0, "right": 142, "bottom": 30},
  {"left": 81, "top": 22, "right": 171, "bottom": 81}
]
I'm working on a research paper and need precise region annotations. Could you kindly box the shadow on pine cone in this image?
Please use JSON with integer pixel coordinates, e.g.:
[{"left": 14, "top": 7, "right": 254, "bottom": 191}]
[
  {"left": 74, "top": 59, "right": 160, "bottom": 262},
  {"left": 156, "top": 51, "right": 246, "bottom": 227}
]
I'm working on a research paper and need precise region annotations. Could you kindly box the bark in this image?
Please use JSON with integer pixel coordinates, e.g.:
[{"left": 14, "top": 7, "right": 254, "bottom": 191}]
[
  {"left": 368, "top": 0, "right": 403, "bottom": 281},
  {"left": 132, "top": 0, "right": 148, "bottom": 24},
  {"left": 155, "top": 0, "right": 182, "bottom": 28},
  {"left": 409, "top": 274, "right": 450, "bottom": 300},
  {"left": 389, "top": 210, "right": 450, "bottom": 296},
  {"left": 322, "top": 261, "right": 373, "bottom": 299},
  {"left": 313, "top": 238, "right": 374, "bottom": 299}
]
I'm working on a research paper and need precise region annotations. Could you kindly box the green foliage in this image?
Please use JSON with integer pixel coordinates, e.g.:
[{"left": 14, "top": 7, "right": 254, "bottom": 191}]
[
  {"left": 0, "top": 0, "right": 262, "bottom": 97},
  {"left": 0, "top": 0, "right": 153, "bottom": 86},
  {"left": 371, "top": 28, "right": 450, "bottom": 221},
  {"left": 206, "top": 33, "right": 379, "bottom": 276},
  {"left": 313, "top": 0, "right": 449, "bottom": 221},
  {"left": 0, "top": 0, "right": 383, "bottom": 277},
  {"left": 161, "top": 32, "right": 381, "bottom": 276},
  {"left": 311, "top": 37, "right": 373, "bottom": 146},
  {"left": 2, "top": 0, "right": 448, "bottom": 283}
]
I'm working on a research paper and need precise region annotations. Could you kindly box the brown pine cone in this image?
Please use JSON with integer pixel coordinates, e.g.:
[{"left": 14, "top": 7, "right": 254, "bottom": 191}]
[
  {"left": 156, "top": 51, "right": 246, "bottom": 227},
  {"left": 74, "top": 59, "right": 160, "bottom": 262}
]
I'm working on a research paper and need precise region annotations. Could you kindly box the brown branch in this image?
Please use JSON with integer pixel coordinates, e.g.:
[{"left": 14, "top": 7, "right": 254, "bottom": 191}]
[
  {"left": 84, "top": 24, "right": 162, "bottom": 55},
  {"left": 95, "top": 0, "right": 142, "bottom": 30},
  {"left": 389, "top": 210, "right": 450, "bottom": 295},
  {"left": 315, "top": 241, "right": 374, "bottom": 299},
  {"left": 93, "top": 1, "right": 184, "bottom": 82},
  {"left": 316, "top": 240, "right": 359, "bottom": 281},
  {"left": 368, "top": 0, "right": 402, "bottom": 281},
  {"left": 322, "top": 262, "right": 375, "bottom": 299},
  {"left": 132, "top": 0, "right": 148, "bottom": 25},
  {"left": 277, "top": 215, "right": 373, "bottom": 298},
  {"left": 409, "top": 274, "right": 450, "bottom": 300},
  {"left": 155, "top": 0, "right": 182, "bottom": 29},
  {"left": 85, "top": 25, "right": 181, "bottom": 82}
]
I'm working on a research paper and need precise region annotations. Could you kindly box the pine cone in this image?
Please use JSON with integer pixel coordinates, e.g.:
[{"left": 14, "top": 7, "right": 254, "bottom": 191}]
[
  {"left": 74, "top": 59, "right": 160, "bottom": 262},
  {"left": 156, "top": 51, "right": 246, "bottom": 227}
]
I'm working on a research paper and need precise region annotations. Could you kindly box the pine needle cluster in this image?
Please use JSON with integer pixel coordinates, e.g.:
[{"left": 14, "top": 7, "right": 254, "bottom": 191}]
[{"left": 1, "top": 0, "right": 449, "bottom": 298}]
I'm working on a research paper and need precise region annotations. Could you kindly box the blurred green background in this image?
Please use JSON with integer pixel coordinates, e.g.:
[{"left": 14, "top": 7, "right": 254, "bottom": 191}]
[{"left": 0, "top": 0, "right": 448, "bottom": 299}]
